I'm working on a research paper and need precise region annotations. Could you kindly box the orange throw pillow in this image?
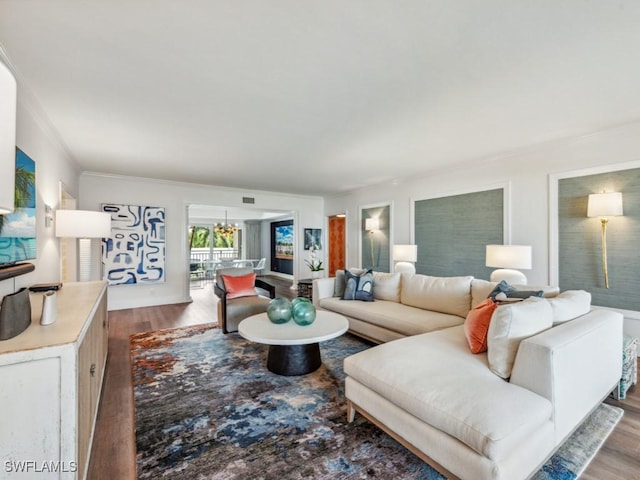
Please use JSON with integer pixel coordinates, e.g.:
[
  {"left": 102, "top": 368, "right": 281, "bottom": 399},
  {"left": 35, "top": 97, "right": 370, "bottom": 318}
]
[
  {"left": 221, "top": 273, "right": 257, "bottom": 299},
  {"left": 464, "top": 298, "right": 498, "bottom": 354}
]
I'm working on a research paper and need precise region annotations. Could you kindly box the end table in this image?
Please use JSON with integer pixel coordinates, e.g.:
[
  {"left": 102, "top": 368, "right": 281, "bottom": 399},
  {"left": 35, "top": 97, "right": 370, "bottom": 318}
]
[
  {"left": 297, "top": 278, "right": 313, "bottom": 300},
  {"left": 612, "top": 334, "right": 638, "bottom": 400}
]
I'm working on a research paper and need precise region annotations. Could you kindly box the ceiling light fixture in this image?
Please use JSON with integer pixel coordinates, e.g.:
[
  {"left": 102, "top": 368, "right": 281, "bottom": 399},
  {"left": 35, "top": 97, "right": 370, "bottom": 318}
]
[{"left": 214, "top": 211, "right": 238, "bottom": 238}]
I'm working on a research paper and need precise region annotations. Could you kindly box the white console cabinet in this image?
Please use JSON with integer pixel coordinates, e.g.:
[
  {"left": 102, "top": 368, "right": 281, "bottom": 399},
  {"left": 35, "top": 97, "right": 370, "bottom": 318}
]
[{"left": 0, "top": 281, "right": 108, "bottom": 480}]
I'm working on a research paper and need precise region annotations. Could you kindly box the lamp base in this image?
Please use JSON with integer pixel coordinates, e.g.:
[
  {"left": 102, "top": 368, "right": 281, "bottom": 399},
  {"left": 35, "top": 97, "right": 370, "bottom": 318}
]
[
  {"left": 395, "top": 262, "right": 415, "bottom": 275},
  {"left": 490, "top": 269, "right": 527, "bottom": 285}
]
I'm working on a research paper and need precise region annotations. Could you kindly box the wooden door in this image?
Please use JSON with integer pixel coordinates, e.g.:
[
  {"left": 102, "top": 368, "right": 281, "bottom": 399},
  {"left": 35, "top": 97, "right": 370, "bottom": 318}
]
[{"left": 328, "top": 215, "right": 346, "bottom": 277}]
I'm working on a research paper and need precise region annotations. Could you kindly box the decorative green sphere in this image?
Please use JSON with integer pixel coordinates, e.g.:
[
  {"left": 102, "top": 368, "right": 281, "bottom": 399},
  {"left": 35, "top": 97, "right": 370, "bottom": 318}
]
[
  {"left": 292, "top": 300, "right": 316, "bottom": 326},
  {"left": 267, "top": 297, "right": 292, "bottom": 324},
  {"left": 291, "top": 296, "right": 312, "bottom": 309}
]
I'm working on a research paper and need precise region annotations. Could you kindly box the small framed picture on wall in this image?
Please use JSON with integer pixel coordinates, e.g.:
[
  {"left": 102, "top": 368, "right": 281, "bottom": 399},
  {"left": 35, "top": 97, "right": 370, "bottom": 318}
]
[{"left": 304, "top": 228, "right": 322, "bottom": 250}]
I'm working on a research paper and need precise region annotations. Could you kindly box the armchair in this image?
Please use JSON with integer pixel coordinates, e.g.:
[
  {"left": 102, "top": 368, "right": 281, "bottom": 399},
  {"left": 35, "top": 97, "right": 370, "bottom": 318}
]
[{"left": 214, "top": 267, "right": 276, "bottom": 334}]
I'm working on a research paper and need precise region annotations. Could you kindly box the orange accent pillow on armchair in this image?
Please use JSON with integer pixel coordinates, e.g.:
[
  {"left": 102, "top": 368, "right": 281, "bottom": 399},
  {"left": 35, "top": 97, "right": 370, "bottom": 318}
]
[
  {"left": 464, "top": 298, "right": 498, "bottom": 354},
  {"left": 221, "top": 273, "right": 257, "bottom": 299}
]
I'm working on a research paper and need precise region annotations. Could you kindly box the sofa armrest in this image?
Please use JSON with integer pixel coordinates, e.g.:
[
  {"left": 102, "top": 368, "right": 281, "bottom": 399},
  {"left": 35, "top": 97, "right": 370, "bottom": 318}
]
[
  {"left": 510, "top": 308, "right": 623, "bottom": 442},
  {"left": 312, "top": 277, "right": 336, "bottom": 307}
]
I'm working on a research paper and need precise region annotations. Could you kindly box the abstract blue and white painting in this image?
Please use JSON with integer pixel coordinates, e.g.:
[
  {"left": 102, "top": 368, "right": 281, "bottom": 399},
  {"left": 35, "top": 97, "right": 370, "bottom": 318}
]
[{"left": 101, "top": 204, "right": 166, "bottom": 285}]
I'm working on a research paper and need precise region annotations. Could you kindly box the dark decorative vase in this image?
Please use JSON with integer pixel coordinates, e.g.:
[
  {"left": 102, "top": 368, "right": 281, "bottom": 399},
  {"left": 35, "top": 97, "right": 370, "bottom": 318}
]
[
  {"left": 292, "top": 300, "right": 316, "bottom": 326},
  {"left": 267, "top": 297, "right": 292, "bottom": 324}
]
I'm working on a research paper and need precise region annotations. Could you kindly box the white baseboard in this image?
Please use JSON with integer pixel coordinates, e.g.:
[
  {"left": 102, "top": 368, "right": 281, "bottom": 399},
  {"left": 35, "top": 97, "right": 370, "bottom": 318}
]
[{"left": 107, "top": 294, "right": 189, "bottom": 311}]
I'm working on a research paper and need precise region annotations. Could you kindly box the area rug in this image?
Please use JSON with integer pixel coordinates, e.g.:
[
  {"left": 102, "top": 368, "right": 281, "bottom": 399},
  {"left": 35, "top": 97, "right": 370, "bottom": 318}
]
[{"left": 131, "top": 324, "right": 623, "bottom": 480}]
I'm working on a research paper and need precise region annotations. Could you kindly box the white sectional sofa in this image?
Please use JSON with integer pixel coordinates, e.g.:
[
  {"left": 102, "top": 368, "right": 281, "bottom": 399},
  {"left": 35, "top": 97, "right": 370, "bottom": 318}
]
[
  {"left": 313, "top": 271, "right": 624, "bottom": 480},
  {"left": 313, "top": 271, "right": 557, "bottom": 344}
]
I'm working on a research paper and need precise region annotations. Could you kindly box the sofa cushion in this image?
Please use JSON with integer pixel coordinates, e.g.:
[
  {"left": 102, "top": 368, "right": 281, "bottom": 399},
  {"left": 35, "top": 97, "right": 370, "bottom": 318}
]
[
  {"left": 334, "top": 268, "right": 367, "bottom": 297},
  {"left": 548, "top": 290, "right": 591, "bottom": 325},
  {"left": 344, "top": 326, "right": 553, "bottom": 460},
  {"left": 401, "top": 274, "right": 473, "bottom": 318},
  {"left": 487, "top": 297, "right": 553, "bottom": 379},
  {"left": 372, "top": 271, "right": 401, "bottom": 302},
  {"left": 343, "top": 269, "right": 374, "bottom": 301},
  {"left": 464, "top": 298, "right": 498, "bottom": 353},
  {"left": 319, "top": 297, "right": 464, "bottom": 336}
]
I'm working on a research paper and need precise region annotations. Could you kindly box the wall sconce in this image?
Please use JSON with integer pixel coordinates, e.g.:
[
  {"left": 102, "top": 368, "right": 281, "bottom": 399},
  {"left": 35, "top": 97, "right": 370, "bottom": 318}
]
[
  {"left": 393, "top": 244, "right": 417, "bottom": 275},
  {"left": 55, "top": 209, "right": 112, "bottom": 282},
  {"left": 365, "top": 218, "right": 379, "bottom": 268},
  {"left": 44, "top": 205, "right": 53, "bottom": 228},
  {"left": 587, "top": 192, "right": 623, "bottom": 288},
  {"left": 486, "top": 244, "right": 532, "bottom": 285},
  {"left": 0, "top": 61, "right": 17, "bottom": 214}
]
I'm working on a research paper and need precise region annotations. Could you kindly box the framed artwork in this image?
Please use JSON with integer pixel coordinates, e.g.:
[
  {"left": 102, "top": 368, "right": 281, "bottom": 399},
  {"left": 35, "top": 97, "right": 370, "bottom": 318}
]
[
  {"left": 101, "top": 204, "right": 166, "bottom": 285},
  {"left": 270, "top": 219, "right": 293, "bottom": 275},
  {"left": 304, "top": 228, "right": 322, "bottom": 250},
  {"left": 0, "top": 148, "right": 36, "bottom": 266}
]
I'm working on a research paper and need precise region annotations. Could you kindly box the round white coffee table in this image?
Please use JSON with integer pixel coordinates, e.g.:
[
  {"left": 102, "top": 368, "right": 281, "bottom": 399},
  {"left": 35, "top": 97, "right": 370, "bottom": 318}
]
[{"left": 238, "top": 310, "right": 349, "bottom": 376}]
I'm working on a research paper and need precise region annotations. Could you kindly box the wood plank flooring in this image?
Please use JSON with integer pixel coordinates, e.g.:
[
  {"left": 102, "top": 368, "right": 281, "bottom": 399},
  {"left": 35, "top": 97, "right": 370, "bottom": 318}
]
[{"left": 88, "top": 277, "right": 640, "bottom": 479}]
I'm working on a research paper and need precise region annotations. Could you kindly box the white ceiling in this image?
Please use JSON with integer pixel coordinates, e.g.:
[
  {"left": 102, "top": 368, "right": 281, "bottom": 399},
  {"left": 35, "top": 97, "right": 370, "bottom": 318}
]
[{"left": 1, "top": 1, "right": 639, "bottom": 196}]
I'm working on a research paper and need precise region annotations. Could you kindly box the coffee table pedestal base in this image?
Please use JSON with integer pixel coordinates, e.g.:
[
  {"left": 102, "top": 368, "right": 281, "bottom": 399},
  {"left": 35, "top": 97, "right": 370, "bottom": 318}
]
[{"left": 267, "top": 343, "right": 321, "bottom": 376}]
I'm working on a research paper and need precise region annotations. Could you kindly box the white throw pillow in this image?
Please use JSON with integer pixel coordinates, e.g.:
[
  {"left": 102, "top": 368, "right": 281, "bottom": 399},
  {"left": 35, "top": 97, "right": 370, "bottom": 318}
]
[
  {"left": 372, "top": 271, "right": 402, "bottom": 302},
  {"left": 548, "top": 290, "right": 591, "bottom": 325},
  {"left": 487, "top": 297, "right": 553, "bottom": 379}
]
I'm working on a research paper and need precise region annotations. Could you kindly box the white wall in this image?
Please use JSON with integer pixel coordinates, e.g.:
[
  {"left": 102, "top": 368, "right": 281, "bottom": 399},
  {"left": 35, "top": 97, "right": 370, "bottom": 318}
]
[
  {"left": 80, "top": 173, "right": 324, "bottom": 310},
  {"left": 325, "top": 121, "right": 640, "bottom": 338},
  {"left": 0, "top": 90, "right": 80, "bottom": 298}
]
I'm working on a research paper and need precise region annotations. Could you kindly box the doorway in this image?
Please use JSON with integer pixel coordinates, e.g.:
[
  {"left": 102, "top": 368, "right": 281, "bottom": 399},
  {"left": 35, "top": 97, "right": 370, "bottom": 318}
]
[{"left": 327, "top": 214, "right": 346, "bottom": 277}]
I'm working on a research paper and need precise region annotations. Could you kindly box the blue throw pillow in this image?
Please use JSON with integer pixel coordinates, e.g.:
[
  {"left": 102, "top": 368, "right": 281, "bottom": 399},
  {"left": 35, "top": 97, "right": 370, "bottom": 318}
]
[
  {"left": 488, "top": 280, "right": 516, "bottom": 300},
  {"left": 343, "top": 269, "right": 374, "bottom": 302},
  {"left": 489, "top": 280, "right": 543, "bottom": 301}
]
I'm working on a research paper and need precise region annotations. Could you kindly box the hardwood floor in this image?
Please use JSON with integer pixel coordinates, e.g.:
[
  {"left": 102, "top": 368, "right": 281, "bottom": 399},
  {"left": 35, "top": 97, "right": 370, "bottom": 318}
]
[{"left": 88, "top": 278, "right": 640, "bottom": 479}]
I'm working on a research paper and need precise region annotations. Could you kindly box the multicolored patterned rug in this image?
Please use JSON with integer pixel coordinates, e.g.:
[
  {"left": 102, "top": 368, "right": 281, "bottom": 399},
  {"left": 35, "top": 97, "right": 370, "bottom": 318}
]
[{"left": 131, "top": 324, "right": 622, "bottom": 479}]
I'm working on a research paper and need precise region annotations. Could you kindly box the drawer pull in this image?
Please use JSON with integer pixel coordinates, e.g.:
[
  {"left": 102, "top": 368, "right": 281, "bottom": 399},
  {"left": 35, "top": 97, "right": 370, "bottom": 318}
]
[{"left": 90, "top": 363, "right": 96, "bottom": 377}]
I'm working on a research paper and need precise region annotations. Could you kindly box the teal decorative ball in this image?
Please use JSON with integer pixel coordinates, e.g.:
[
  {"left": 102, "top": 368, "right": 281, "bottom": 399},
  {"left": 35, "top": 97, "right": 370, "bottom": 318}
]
[
  {"left": 267, "top": 297, "right": 292, "bottom": 324},
  {"left": 292, "top": 300, "right": 316, "bottom": 326},
  {"left": 291, "top": 296, "right": 312, "bottom": 309}
]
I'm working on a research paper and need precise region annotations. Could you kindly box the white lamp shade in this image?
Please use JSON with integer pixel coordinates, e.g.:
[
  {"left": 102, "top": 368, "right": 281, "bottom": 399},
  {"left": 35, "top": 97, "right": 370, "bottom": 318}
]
[
  {"left": 365, "top": 218, "right": 379, "bottom": 231},
  {"left": 393, "top": 244, "right": 417, "bottom": 262},
  {"left": 0, "top": 61, "right": 17, "bottom": 214},
  {"left": 55, "top": 210, "right": 112, "bottom": 238},
  {"left": 587, "top": 192, "right": 623, "bottom": 217},
  {"left": 486, "top": 245, "right": 532, "bottom": 270}
]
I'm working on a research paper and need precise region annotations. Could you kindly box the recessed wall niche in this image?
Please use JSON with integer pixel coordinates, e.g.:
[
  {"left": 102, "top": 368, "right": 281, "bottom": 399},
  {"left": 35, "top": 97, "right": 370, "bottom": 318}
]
[
  {"left": 557, "top": 167, "right": 640, "bottom": 310},
  {"left": 414, "top": 188, "right": 504, "bottom": 279}
]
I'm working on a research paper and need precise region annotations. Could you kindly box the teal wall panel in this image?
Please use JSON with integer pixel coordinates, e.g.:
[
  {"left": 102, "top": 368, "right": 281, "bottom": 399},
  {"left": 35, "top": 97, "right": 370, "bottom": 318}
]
[
  {"left": 361, "top": 205, "right": 390, "bottom": 272},
  {"left": 558, "top": 168, "right": 640, "bottom": 310},
  {"left": 414, "top": 189, "right": 503, "bottom": 278}
]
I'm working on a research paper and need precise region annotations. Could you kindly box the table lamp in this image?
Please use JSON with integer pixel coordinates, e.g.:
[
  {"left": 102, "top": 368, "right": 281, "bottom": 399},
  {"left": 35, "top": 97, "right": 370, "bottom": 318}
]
[
  {"left": 56, "top": 210, "right": 112, "bottom": 281},
  {"left": 393, "top": 244, "right": 417, "bottom": 275},
  {"left": 485, "top": 244, "right": 532, "bottom": 285}
]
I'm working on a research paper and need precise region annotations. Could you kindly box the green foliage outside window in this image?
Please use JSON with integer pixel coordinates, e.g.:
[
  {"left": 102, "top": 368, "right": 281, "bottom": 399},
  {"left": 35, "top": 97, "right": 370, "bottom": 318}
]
[{"left": 189, "top": 226, "right": 234, "bottom": 249}]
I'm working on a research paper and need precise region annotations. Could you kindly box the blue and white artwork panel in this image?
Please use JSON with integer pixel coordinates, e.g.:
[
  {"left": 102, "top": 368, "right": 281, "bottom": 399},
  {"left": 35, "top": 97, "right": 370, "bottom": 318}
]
[{"left": 101, "top": 204, "right": 166, "bottom": 285}]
